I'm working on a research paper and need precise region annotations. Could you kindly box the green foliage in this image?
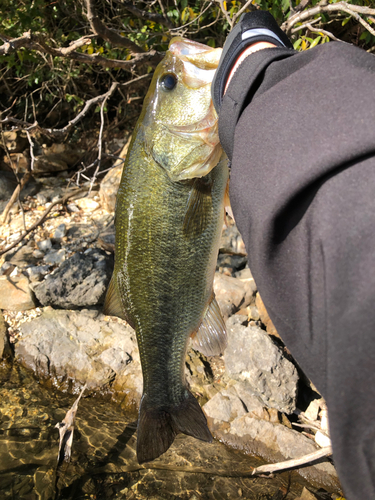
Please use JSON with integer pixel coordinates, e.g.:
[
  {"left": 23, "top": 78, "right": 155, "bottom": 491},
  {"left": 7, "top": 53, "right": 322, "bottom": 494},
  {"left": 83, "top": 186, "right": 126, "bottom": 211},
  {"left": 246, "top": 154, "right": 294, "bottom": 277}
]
[{"left": 0, "top": 0, "right": 374, "bottom": 132}]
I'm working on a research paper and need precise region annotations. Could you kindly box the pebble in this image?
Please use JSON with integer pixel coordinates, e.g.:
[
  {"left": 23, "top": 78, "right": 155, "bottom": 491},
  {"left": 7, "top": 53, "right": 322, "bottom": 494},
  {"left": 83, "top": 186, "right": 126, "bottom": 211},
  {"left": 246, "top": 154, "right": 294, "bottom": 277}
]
[
  {"left": 32, "top": 249, "right": 45, "bottom": 259},
  {"left": 37, "top": 239, "right": 52, "bottom": 253},
  {"left": 36, "top": 193, "right": 48, "bottom": 205},
  {"left": 75, "top": 198, "right": 100, "bottom": 211},
  {"left": 53, "top": 223, "right": 67, "bottom": 240},
  {"left": 26, "top": 265, "right": 51, "bottom": 283},
  {"left": 0, "top": 262, "right": 16, "bottom": 276},
  {"left": 43, "top": 249, "right": 66, "bottom": 265},
  {"left": 67, "top": 203, "right": 80, "bottom": 213}
]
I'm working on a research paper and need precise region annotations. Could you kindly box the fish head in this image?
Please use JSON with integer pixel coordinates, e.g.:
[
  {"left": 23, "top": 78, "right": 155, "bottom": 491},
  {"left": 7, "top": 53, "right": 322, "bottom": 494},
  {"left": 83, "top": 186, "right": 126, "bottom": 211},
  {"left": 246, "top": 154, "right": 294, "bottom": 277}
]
[{"left": 141, "top": 38, "right": 223, "bottom": 181}]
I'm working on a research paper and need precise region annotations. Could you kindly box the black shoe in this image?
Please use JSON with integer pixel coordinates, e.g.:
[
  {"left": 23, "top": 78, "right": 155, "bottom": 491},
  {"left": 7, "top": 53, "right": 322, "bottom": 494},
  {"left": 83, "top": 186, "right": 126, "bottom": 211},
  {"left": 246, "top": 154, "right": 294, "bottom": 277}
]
[{"left": 212, "top": 10, "right": 293, "bottom": 111}]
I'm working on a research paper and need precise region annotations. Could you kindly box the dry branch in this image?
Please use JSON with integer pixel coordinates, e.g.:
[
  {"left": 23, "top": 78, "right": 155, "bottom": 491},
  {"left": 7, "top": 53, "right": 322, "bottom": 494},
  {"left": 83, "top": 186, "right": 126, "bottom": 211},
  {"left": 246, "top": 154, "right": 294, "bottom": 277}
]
[
  {"left": 252, "top": 446, "right": 332, "bottom": 476},
  {"left": 282, "top": 1, "right": 375, "bottom": 35},
  {"left": 123, "top": 1, "right": 174, "bottom": 29},
  {"left": 0, "top": 74, "right": 151, "bottom": 138},
  {"left": 0, "top": 31, "right": 162, "bottom": 69},
  {"left": 84, "top": 0, "right": 144, "bottom": 53}
]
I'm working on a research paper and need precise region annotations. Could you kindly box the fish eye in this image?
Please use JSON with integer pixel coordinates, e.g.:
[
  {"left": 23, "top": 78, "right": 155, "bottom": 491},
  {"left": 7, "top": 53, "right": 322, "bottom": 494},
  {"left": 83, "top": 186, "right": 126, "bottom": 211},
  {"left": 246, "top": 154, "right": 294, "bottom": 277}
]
[{"left": 160, "top": 73, "right": 178, "bottom": 91}]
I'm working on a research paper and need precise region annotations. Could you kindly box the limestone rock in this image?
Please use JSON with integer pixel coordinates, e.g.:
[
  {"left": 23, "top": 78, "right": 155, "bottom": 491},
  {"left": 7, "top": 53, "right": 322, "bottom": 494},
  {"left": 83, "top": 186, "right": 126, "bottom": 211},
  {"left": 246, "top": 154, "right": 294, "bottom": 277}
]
[
  {"left": 224, "top": 317, "right": 298, "bottom": 413},
  {"left": 99, "top": 137, "right": 131, "bottom": 212},
  {"left": 213, "top": 273, "right": 248, "bottom": 319},
  {"left": 99, "top": 164, "right": 122, "bottom": 212},
  {"left": 15, "top": 308, "right": 142, "bottom": 409},
  {"left": 33, "top": 249, "right": 113, "bottom": 308},
  {"left": 0, "top": 275, "right": 36, "bottom": 311}
]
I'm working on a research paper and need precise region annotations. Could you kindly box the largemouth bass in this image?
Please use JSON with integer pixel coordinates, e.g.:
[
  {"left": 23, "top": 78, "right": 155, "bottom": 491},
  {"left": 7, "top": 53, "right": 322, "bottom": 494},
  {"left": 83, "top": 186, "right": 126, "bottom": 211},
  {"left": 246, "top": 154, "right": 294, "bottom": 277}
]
[{"left": 104, "top": 37, "right": 229, "bottom": 464}]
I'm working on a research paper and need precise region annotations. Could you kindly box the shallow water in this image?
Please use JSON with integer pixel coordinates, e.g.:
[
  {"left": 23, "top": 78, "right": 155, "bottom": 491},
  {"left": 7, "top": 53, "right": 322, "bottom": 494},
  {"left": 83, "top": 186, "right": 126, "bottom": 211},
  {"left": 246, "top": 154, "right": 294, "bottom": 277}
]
[{"left": 0, "top": 360, "right": 330, "bottom": 500}]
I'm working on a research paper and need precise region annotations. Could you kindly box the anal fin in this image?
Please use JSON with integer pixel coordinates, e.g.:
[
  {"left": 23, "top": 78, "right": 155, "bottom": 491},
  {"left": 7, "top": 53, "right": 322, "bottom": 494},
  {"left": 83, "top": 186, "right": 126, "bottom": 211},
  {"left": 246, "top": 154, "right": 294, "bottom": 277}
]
[
  {"left": 192, "top": 294, "right": 227, "bottom": 356},
  {"left": 103, "top": 277, "right": 134, "bottom": 328}
]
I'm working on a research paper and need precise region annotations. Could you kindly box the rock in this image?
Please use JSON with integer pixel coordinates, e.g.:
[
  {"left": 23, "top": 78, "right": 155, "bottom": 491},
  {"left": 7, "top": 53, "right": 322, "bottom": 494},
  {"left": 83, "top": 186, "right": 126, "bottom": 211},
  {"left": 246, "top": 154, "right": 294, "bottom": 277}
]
[
  {"left": 15, "top": 308, "right": 142, "bottom": 409},
  {"left": 213, "top": 273, "right": 249, "bottom": 319},
  {"left": 216, "top": 253, "right": 247, "bottom": 275},
  {"left": 4, "top": 242, "right": 40, "bottom": 268},
  {"left": 220, "top": 220, "right": 246, "bottom": 255},
  {"left": 203, "top": 382, "right": 265, "bottom": 424},
  {"left": 75, "top": 197, "right": 100, "bottom": 211},
  {"left": 224, "top": 318, "right": 298, "bottom": 413},
  {"left": 0, "top": 275, "right": 37, "bottom": 311},
  {"left": 42, "top": 249, "right": 66, "bottom": 265},
  {"left": 99, "top": 137, "right": 131, "bottom": 212},
  {"left": 255, "top": 292, "right": 280, "bottom": 339},
  {"left": 0, "top": 312, "right": 12, "bottom": 359},
  {"left": 37, "top": 239, "right": 53, "bottom": 253},
  {"left": 1, "top": 130, "right": 28, "bottom": 153},
  {"left": 296, "top": 488, "right": 319, "bottom": 500},
  {"left": 99, "top": 164, "right": 122, "bottom": 212},
  {"left": 26, "top": 265, "right": 51, "bottom": 283},
  {"left": 0, "top": 172, "right": 17, "bottom": 202},
  {"left": 221, "top": 415, "right": 338, "bottom": 489},
  {"left": 33, "top": 249, "right": 113, "bottom": 308},
  {"left": 53, "top": 223, "right": 67, "bottom": 240},
  {"left": 97, "top": 223, "right": 115, "bottom": 252},
  {"left": 0, "top": 262, "right": 16, "bottom": 276},
  {"left": 67, "top": 203, "right": 80, "bottom": 212}
]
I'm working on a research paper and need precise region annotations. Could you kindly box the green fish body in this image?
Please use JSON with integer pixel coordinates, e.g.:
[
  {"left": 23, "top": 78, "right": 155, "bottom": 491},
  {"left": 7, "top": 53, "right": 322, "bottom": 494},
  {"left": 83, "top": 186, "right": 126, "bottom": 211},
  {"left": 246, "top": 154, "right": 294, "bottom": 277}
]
[{"left": 104, "top": 38, "right": 228, "bottom": 464}]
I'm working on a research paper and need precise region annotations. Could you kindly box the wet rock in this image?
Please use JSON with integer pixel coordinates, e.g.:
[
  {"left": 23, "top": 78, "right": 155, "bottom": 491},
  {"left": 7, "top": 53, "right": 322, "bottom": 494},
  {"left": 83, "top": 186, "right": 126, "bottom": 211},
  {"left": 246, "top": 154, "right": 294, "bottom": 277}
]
[
  {"left": 224, "top": 317, "right": 298, "bottom": 413},
  {"left": 0, "top": 275, "right": 37, "bottom": 311},
  {"left": 42, "top": 248, "right": 66, "bottom": 265},
  {"left": 99, "top": 164, "right": 122, "bottom": 212},
  {"left": 0, "top": 312, "right": 12, "bottom": 359},
  {"left": 33, "top": 249, "right": 113, "bottom": 308},
  {"left": 15, "top": 308, "right": 142, "bottom": 408},
  {"left": 219, "top": 415, "right": 338, "bottom": 490}
]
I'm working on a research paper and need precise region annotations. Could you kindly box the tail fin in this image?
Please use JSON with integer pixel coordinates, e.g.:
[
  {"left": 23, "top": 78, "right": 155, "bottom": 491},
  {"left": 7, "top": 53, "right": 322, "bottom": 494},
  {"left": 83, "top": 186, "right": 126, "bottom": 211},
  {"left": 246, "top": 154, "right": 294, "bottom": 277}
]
[{"left": 136, "top": 390, "right": 212, "bottom": 464}]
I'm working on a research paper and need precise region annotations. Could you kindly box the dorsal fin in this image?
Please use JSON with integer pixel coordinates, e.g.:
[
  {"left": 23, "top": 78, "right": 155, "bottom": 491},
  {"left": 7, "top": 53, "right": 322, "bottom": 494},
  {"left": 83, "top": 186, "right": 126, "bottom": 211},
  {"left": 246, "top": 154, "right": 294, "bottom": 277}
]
[
  {"left": 183, "top": 176, "right": 213, "bottom": 237},
  {"left": 191, "top": 294, "right": 227, "bottom": 356}
]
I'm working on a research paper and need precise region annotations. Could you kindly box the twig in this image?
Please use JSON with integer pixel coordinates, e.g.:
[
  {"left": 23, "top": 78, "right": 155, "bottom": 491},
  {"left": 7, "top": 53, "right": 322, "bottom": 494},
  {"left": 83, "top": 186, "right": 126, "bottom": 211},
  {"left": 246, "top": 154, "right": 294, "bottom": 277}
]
[
  {"left": 282, "top": 2, "right": 375, "bottom": 35},
  {"left": 0, "top": 188, "right": 88, "bottom": 256},
  {"left": 0, "top": 76, "right": 147, "bottom": 138},
  {"left": 252, "top": 446, "right": 332, "bottom": 476},
  {"left": 232, "top": 0, "right": 257, "bottom": 25},
  {"left": 122, "top": 1, "right": 174, "bottom": 29},
  {"left": 170, "top": 1, "right": 214, "bottom": 31},
  {"left": 84, "top": 0, "right": 144, "bottom": 53},
  {"left": 218, "top": 0, "right": 233, "bottom": 28},
  {"left": 1, "top": 172, "right": 31, "bottom": 225},
  {"left": 0, "top": 31, "right": 163, "bottom": 70},
  {"left": 305, "top": 23, "right": 344, "bottom": 42}
]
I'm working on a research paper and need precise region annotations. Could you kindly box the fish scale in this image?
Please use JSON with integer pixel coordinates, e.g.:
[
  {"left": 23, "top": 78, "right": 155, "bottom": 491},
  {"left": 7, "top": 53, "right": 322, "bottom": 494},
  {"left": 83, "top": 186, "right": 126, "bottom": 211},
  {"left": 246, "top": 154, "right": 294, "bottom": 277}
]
[{"left": 104, "top": 37, "right": 229, "bottom": 464}]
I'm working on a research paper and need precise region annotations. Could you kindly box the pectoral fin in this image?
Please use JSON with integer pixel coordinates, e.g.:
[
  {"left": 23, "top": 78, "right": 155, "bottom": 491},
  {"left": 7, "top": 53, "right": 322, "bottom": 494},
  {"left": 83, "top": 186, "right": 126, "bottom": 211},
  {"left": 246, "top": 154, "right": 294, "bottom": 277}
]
[
  {"left": 103, "top": 277, "right": 135, "bottom": 328},
  {"left": 191, "top": 295, "right": 227, "bottom": 356},
  {"left": 183, "top": 176, "right": 213, "bottom": 237}
]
